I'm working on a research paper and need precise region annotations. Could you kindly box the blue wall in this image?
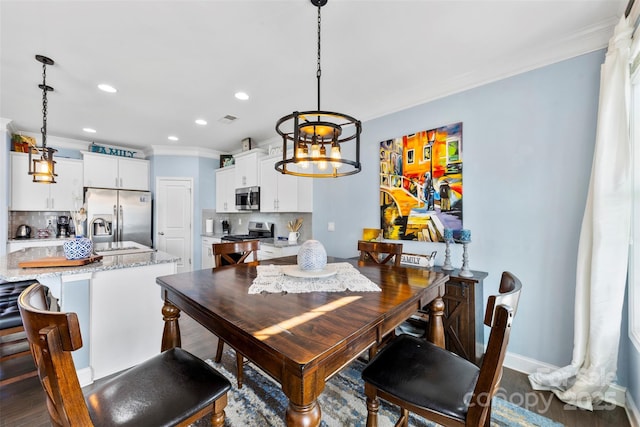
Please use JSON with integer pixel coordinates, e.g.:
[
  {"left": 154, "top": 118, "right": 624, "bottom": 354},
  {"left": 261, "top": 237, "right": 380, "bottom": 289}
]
[{"left": 313, "top": 50, "right": 606, "bottom": 369}]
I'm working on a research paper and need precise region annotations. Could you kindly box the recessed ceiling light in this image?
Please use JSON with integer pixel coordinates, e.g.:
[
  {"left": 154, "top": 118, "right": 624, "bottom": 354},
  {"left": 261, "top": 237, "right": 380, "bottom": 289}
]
[
  {"left": 195, "top": 119, "right": 207, "bottom": 125},
  {"left": 168, "top": 136, "right": 179, "bottom": 141},
  {"left": 98, "top": 83, "right": 117, "bottom": 93},
  {"left": 83, "top": 128, "right": 97, "bottom": 133},
  {"left": 235, "top": 92, "right": 249, "bottom": 101}
]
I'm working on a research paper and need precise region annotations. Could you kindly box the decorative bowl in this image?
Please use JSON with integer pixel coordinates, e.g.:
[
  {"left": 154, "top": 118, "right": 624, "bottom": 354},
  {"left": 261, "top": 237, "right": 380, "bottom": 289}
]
[
  {"left": 297, "top": 240, "right": 327, "bottom": 271},
  {"left": 63, "top": 237, "right": 93, "bottom": 260}
]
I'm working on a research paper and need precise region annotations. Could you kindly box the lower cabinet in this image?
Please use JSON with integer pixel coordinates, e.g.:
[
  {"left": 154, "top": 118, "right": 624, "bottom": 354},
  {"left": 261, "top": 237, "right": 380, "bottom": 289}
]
[
  {"left": 258, "top": 244, "right": 299, "bottom": 260},
  {"left": 201, "top": 236, "right": 221, "bottom": 269}
]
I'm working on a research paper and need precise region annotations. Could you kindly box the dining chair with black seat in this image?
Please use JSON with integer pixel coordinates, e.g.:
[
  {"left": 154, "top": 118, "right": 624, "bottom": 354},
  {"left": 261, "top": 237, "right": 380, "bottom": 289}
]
[
  {"left": 358, "top": 240, "right": 403, "bottom": 267},
  {"left": 0, "top": 279, "right": 39, "bottom": 387},
  {"left": 212, "top": 239, "right": 260, "bottom": 388},
  {"left": 18, "top": 282, "right": 232, "bottom": 427},
  {"left": 362, "top": 271, "right": 522, "bottom": 427}
]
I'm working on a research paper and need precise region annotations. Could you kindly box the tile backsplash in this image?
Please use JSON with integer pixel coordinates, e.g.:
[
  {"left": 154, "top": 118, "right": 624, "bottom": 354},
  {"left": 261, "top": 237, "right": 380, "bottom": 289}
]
[
  {"left": 201, "top": 210, "right": 312, "bottom": 242},
  {"left": 9, "top": 211, "right": 74, "bottom": 239}
]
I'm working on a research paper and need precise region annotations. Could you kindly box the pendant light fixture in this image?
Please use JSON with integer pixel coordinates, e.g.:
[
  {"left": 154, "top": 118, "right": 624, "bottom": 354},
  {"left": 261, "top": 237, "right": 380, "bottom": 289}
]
[
  {"left": 275, "top": 0, "right": 361, "bottom": 178},
  {"left": 28, "top": 54, "right": 57, "bottom": 184}
]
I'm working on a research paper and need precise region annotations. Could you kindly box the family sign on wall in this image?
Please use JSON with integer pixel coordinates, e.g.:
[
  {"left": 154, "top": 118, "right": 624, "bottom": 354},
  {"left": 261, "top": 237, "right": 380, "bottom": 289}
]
[{"left": 379, "top": 122, "right": 463, "bottom": 242}]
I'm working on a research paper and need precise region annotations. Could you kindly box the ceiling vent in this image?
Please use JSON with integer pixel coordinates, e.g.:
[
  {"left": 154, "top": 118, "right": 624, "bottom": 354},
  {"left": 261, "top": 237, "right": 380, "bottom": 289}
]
[{"left": 218, "top": 115, "right": 238, "bottom": 124}]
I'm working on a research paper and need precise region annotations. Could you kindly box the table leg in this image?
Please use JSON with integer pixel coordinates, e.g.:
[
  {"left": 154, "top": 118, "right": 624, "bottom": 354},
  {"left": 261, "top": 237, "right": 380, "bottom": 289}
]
[
  {"left": 161, "top": 300, "right": 181, "bottom": 351},
  {"left": 286, "top": 400, "right": 321, "bottom": 427},
  {"left": 427, "top": 296, "right": 445, "bottom": 348}
]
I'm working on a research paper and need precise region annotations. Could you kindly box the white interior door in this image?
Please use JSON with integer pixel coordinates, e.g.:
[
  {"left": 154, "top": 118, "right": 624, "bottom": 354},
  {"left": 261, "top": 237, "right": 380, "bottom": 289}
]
[{"left": 156, "top": 178, "right": 193, "bottom": 273}]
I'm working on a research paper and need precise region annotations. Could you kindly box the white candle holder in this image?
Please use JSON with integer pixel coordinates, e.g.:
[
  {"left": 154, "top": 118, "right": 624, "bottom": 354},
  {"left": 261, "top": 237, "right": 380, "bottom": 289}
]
[
  {"left": 459, "top": 240, "right": 473, "bottom": 277},
  {"left": 442, "top": 239, "right": 454, "bottom": 271}
]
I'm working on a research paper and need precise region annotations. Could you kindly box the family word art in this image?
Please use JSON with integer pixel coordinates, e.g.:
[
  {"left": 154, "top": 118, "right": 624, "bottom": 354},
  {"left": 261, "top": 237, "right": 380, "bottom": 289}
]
[{"left": 89, "top": 143, "right": 141, "bottom": 158}]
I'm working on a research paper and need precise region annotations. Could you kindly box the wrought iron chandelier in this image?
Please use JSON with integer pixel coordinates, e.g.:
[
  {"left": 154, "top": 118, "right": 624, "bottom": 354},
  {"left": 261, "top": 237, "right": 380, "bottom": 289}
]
[
  {"left": 28, "top": 54, "right": 57, "bottom": 184},
  {"left": 274, "top": 0, "right": 361, "bottom": 178}
]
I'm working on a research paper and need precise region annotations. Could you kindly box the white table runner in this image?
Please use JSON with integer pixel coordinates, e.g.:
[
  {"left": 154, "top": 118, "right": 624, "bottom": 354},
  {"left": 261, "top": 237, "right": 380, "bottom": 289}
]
[{"left": 248, "top": 262, "right": 381, "bottom": 294}]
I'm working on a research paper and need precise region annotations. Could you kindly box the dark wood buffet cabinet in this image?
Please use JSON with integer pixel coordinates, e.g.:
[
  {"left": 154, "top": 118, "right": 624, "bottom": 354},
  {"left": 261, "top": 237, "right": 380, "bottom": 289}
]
[{"left": 404, "top": 266, "right": 488, "bottom": 365}]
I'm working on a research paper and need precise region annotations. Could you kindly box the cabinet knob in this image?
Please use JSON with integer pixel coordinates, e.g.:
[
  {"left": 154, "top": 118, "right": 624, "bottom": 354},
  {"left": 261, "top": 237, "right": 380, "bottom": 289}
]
[{"left": 158, "top": 231, "right": 165, "bottom": 235}]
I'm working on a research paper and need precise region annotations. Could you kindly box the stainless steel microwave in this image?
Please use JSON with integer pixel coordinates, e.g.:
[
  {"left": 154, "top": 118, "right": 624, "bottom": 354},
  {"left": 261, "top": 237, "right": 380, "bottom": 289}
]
[{"left": 235, "top": 186, "right": 260, "bottom": 210}]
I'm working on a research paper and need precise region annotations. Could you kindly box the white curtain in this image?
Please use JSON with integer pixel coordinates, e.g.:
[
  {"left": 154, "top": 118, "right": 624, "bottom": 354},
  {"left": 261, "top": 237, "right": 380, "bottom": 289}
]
[{"left": 529, "top": 16, "right": 632, "bottom": 411}]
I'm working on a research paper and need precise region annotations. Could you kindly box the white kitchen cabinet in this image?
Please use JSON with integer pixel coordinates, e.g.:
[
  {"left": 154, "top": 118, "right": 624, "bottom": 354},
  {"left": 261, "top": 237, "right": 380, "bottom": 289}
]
[
  {"left": 259, "top": 156, "right": 313, "bottom": 212},
  {"left": 234, "top": 149, "right": 265, "bottom": 188},
  {"left": 258, "top": 243, "right": 299, "bottom": 260},
  {"left": 215, "top": 166, "right": 238, "bottom": 213},
  {"left": 82, "top": 151, "right": 149, "bottom": 191},
  {"left": 10, "top": 152, "right": 83, "bottom": 211},
  {"left": 201, "top": 236, "right": 221, "bottom": 269}
]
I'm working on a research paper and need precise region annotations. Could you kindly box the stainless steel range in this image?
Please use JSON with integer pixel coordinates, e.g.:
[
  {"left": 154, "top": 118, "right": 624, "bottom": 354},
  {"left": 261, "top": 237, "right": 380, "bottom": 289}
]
[{"left": 221, "top": 221, "right": 274, "bottom": 243}]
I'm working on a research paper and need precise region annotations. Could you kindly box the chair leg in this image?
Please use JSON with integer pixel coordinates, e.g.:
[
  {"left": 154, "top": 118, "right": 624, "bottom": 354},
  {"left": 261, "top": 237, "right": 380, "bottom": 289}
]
[
  {"left": 235, "top": 352, "right": 244, "bottom": 389},
  {"left": 395, "top": 408, "right": 409, "bottom": 427},
  {"left": 214, "top": 340, "right": 224, "bottom": 363},
  {"left": 364, "top": 383, "right": 380, "bottom": 427},
  {"left": 211, "top": 393, "right": 228, "bottom": 427}
]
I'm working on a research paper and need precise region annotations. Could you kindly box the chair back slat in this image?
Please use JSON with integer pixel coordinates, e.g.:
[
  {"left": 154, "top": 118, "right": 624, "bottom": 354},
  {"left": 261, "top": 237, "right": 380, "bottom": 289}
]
[
  {"left": 212, "top": 240, "right": 260, "bottom": 270},
  {"left": 467, "top": 304, "right": 514, "bottom": 426},
  {"left": 358, "top": 240, "right": 403, "bottom": 267},
  {"left": 484, "top": 271, "right": 522, "bottom": 327},
  {"left": 468, "top": 273, "right": 522, "bottom": 426},
  {"left": 18, "top": 283, "right": 93, "bottom": 426}
]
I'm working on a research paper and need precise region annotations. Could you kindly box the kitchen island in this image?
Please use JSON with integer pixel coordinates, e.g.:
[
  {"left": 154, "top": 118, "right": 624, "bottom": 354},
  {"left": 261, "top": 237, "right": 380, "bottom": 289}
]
[{"left": 0, "top": 243, "right": 179, "bottom": 386}]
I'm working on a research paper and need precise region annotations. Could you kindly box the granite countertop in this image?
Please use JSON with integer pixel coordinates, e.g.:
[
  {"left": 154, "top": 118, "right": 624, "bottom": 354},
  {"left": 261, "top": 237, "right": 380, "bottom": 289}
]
[
  {"left": 8, "top": 237, "right": 69, "bottom": 243},
  {"left": 0, "top": 245, "right": 180, "bottom": 282}
]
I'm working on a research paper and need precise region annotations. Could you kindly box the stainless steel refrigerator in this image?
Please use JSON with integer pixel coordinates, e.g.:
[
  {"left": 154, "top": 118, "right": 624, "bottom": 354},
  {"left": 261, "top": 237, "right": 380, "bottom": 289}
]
[{"left": 85, "top": 188, "right": 153, "bottom": 247}]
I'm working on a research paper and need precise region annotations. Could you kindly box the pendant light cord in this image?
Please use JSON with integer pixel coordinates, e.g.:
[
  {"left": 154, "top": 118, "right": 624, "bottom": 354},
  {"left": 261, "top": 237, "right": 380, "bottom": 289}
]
[
  {"left": 41, "top": 61, "right": 48, "bottom": 151},
  {"left": 316, "top": 3, "right": 322, "bottom": 111}
]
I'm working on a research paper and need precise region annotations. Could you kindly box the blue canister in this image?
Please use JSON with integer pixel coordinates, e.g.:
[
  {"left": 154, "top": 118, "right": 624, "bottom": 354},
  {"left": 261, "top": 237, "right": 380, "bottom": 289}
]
[{"left": 63, "top": 237, "right": 93, "bottom": 260}]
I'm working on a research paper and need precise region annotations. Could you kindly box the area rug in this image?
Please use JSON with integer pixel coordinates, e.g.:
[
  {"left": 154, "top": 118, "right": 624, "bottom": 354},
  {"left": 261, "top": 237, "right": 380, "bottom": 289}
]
[{"left": 192, "top": 351, "right": 563, "bottom": 427}]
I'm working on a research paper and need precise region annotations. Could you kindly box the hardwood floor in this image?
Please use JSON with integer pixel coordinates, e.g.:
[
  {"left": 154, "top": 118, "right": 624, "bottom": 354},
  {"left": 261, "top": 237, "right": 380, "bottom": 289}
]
[{"left": 0, "top": 313, "right": 631, "bottom": 427}]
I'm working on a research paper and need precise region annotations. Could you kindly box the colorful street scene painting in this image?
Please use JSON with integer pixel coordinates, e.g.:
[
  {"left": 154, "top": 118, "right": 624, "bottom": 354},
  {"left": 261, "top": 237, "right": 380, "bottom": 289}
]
[{"left": 379, "top": 122, "right": 463, "bottom": 241}]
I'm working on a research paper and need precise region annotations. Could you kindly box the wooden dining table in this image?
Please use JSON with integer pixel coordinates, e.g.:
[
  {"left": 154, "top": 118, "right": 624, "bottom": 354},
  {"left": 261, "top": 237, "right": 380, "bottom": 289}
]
[{"left": 156, "top": 256, "right": 448, "bottom": 427}]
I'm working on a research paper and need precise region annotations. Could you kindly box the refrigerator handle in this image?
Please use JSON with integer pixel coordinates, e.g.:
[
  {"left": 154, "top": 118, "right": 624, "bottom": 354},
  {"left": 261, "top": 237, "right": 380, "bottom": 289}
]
[
  {"left": 113, "top": 204, "right": 118, "bottom": 241},
  {"left": 119, "top": 205, "right": 124, "bottom": 241}
]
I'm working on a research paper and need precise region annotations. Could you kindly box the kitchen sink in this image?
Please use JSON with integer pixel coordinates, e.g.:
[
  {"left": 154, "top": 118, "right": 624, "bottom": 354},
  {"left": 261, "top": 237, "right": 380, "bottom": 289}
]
[{"left": 93, "top": 241, "right": 156, "bottom": 256}]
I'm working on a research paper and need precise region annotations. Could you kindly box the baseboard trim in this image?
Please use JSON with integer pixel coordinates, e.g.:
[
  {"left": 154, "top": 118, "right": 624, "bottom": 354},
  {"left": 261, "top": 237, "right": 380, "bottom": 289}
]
[
  {"left": 502, "top": 351, "right": 627, "bottom": 409},
  {"left": 626, "top": 390, "right": 640, "bottom": 427},
  {"left": 77, "top": 367, "right": 93, "bottom": 388}
]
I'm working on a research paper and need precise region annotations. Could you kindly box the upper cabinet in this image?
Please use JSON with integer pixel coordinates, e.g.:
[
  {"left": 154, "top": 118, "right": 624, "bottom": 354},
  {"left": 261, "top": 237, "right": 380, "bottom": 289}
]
[
  {"left": 259, "top": 155, "right": 312, "bottom": 213},
  {"left": 234, "top": 149, "right": 265, "bottom": 188},
  {"left": 82, "top": 152, "right": 149, "bottom": 191},
  {"left": 10, "top": 152, "right": 83, "bottom": 211},
  {"left": 215, "top": 166, "right": 238, "bottom": 213}
]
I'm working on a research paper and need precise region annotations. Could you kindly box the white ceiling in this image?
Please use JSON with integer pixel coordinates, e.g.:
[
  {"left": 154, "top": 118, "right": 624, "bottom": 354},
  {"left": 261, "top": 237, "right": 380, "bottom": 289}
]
[{"left": 0, "top": 0, "right": 627, "bottom": 154}]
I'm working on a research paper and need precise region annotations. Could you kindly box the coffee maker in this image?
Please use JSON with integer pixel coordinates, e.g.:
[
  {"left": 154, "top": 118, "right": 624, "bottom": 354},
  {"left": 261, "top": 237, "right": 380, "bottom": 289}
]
[{"left": 57, "top": 215, "right": 70, "bottom": 238}]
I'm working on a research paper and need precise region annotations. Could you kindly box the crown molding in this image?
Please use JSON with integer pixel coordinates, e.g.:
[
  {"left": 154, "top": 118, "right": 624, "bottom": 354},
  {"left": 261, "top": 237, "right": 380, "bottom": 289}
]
[{"left": 147, "top": 145, "right": 223, "bottom": 159}]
